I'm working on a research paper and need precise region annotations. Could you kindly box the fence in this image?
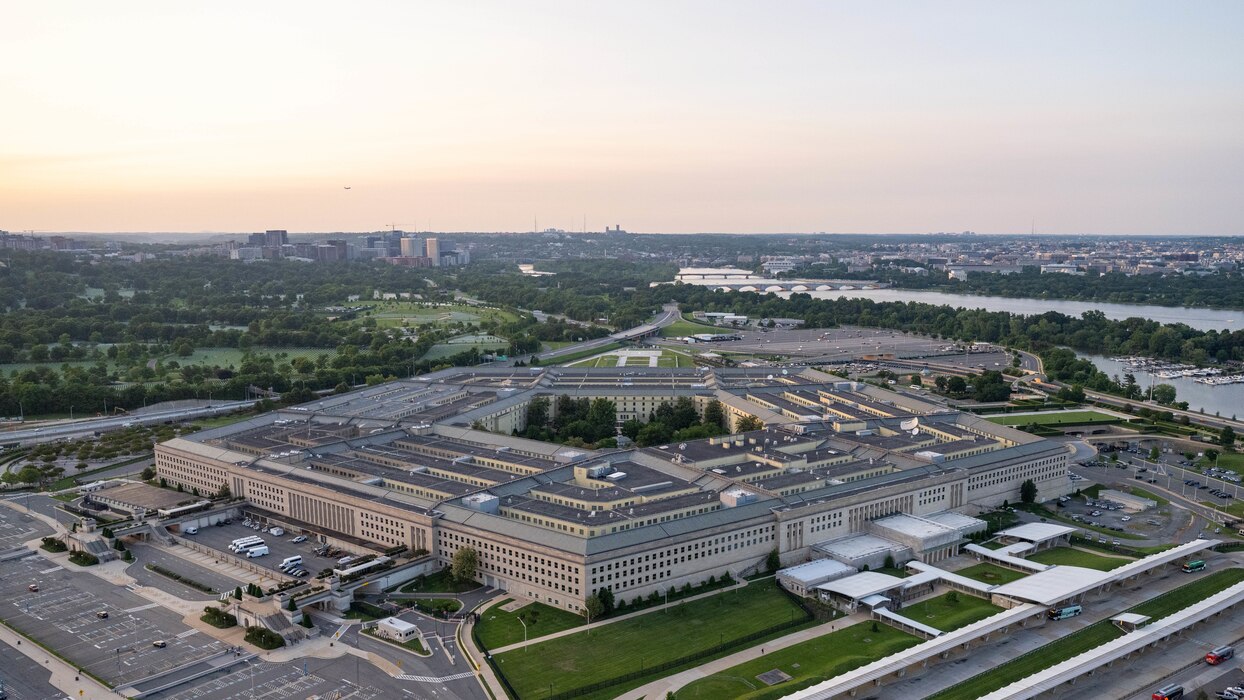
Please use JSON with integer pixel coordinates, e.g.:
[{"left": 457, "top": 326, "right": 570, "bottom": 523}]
[{"left": 478, "top": 587, "right": 817, "bottom": 700}]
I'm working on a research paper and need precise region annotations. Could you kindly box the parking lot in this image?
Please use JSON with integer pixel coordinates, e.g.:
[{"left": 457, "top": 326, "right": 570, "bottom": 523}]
[
  {"left": 184, "top": 520, "right": 346, "bottom": 578},
  {"left": 0, "top": 553, "right": 226, "bottom": 687},
  {"left": 0, "top": 500, "right": 53, "bottom": 549},
  {"left": 0, "top": 636, "right": 61, "bottom": 700},
  {"left": 145, "top": 656, "right": 455, "bottom": 700}
]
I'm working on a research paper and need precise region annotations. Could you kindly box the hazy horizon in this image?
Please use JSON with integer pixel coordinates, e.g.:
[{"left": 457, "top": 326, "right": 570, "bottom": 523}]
[{"left": 4, "top": 1, "right": 1243, "bottom": 235}]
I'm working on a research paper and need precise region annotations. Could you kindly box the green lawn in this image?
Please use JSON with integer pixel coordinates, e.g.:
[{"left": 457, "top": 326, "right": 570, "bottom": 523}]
[
  {"left": 492, "top": 580, "right": 807, "bottom": 699},
  {"left": 399, "top": 568, "right": 480, "bottom": 594},
  {"left": 928, "top": 620, "right": 1122, "bottom": 700},
  {"left": 1198, "top": 451, "right": 1244, "bottom": 475},
  {"left": 1026, "top": 547, "right": 1131, "bottom": 572},
  {"left": 1129, "top": 567, "right": 1244, "bottom": 620},
  {"left": 930, "top": 568, "right": 1244, "bottom": 700},
  {"left": 660, "top": 317, "right": 720, "bottom": 338},
  {"left": 1129, "top": 486, "right": 1170, "bottom": 507},
  {"left": 987, "top": 410, "right": 1118, "bottom": 426},
  {"left": 475, "top": 599, "right": 586, "bottom": 650},
  {"left": 542, "top": 342, "right": 623, "bottom": 366},
  {"left": 950, "top": 562, "right": 1029, "bottom": 585},
  {"left": 190, "top": 413, "right": 255, "bottom": 430},
  {"left": 678, "top": 622, "right": 920, "bottom": 700},
  {"left": 896, "top": 593, "right": 1004, "bottom": 632},
  {"left": 421, "top": 340, "right": 509, "bottom": 361}
]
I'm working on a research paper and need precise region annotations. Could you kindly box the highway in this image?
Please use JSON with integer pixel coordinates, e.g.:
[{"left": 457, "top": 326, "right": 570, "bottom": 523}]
[
  {"left": 0, "top": 400, "right": 254, "bottom": 448},
  {"left": 499, "top": 303, "right": 681, "bottom": 366}
]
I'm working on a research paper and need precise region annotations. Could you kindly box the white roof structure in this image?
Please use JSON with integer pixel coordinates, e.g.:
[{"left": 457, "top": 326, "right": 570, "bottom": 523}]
[
  {"left": 996, "top": 522, "right": 1078, "bottom": 543},
  {"left": 783, "top": 604, "right": 1043, "bottom": 700},
  {"left": 777, "top": 559, "right": 855, "bottom": 586},
  {"left": 923, "top": 510, "right": 988, "bottom": 532},
  {"left": 979, "top": 580, "right": 1244, "bottom": 699},
  {"left": 873, "top": 513, "right": 957, "bottom": 540},
  {"left": 906, "top": 560, "right": 998, "bottom": 594},
  {"left": 377, "top": 616, "right": 418, "bottom": 634},
  {"left": 1110, "top": 613, "right": 1150, "bottom": 625},
  {"left": 816, "top": 571, "right": 908, "bottom": 600},
  {"left": 964, "top": 543, "right": 1050, "bottom": 573},
  {"left": 875, "top": 607, "right": 944, "bottom": 637},
  {"left": 814, "top": 534, "right": 904, "bottom": 561},
  {"left": 989, "top": 566, "right": 1111, "bottom": 606},
  {"left": 1106, "top": 538, "right": 1219, "bottom": 580}
]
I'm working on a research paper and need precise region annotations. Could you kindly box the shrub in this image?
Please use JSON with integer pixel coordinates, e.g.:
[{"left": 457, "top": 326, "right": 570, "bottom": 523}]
[
  {"left": 201, "top": 606, "right": 238, "bottom": 629},
  {"left": 40, "top": 537, "right": 68, "bottom": 553},
  {"left": 68, "top": 550, "right": 99, "bottom": 567},
  {"left": 244, "top": 626, "right": 285, "bottom": 650}
]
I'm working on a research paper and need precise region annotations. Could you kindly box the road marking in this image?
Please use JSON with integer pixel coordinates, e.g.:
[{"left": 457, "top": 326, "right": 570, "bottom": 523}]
[
  {"left": 176, "top": 628, "right": 199, "bottom": 639},
  {"left": 125, "top": 603, "right": 160, "bottom": 613},
  {"left": 39, "top": 566, "right": 62, "bottom": 574},
  {"left": 332, "top": 624, "right": 349, "bottom": 640},
  {"left": 396, "top": 671, "right": 475, "bottom": 683}
]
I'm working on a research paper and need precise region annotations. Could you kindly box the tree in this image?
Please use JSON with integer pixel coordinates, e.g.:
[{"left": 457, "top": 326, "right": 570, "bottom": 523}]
[
  {"left": 583, "top": 594, "right": 605, "bottom": 622},
  {"left": 1149, "top": 446, "right": 1160, "bottom": 460},
  {"left": 525, "top": 396, "right": 550, "bottom": 431},
  {"left": 218, "top": 483, "right": 231, "bottom": 499},
  {"left": 1205, "top": 448, "right": 1220, "bottom": 463},
  {"left": 451, "top": 547, "right": 478, "bottom": 584},
  {"left": 947, "top": 376, "right": 968, "bottom": 394},
  {"left": 736, "top": 415, "right": 764, "bottom": 433},
  {"left": 1020, "top": 479, "right": 1037, "bottom": 504},
  {"left": 935, "top": 376, "right": 948, "bottom": 392},
  {"left": 766, "top": 548, "right": 781, "bottom": 573},
  {"left": 1151, "top": 383, "right": 1177, "bottom": 406},
  {"left": 703, "top": 400, "right": 726, "bottom": 431},
  {"left": 598, "top": 587, "right": 615, "bottom": 616},
  {"left": 140, "top": 466, "right": 156, "bottom": 481},
  {"left": 1221, "top": 425, "right": 1236, "bottom": 450}
]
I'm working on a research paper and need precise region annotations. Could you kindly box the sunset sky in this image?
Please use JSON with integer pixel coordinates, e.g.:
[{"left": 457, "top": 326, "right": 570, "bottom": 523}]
[{"left": 2, "top": 1, "right": 1242, "bottom": 234}]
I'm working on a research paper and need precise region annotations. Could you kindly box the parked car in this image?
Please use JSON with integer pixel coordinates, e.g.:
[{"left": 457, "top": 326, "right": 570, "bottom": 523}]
[
  {"left": 291, "top": 535, "right": 308, "bottom": 544},
  {"left": 27, "top": 584, "right": 38, "bottom": 592}
]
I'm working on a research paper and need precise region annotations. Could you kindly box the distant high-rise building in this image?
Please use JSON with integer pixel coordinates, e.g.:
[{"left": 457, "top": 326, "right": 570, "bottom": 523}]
[
  {"left": 425, "top": 238, "right": 440, "bottom": 266},
  {"left": 264, "top": 229, "right": 289, "bottom": 247},
  {"left": 400, "top": 237, "right": 422, "bottom": 257}
]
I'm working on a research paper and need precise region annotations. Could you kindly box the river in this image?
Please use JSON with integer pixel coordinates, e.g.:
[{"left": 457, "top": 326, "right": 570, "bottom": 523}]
[
  {"left": 676, "top": 269, "right": 1244, "bottom": 414},
  {"left": 675, "top": 271, "right": 1244, "bottom": 331},
  {"left": 786, "top": 288, "right": 1244, "bottom": 332},
  {"left": 1079, "top": 354, "right": 1244, "bottom": 420}
]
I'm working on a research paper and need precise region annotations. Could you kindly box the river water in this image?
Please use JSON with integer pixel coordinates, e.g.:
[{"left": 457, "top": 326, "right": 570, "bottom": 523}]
[
  {"left": 786, "top": 288, "right": 1244, "bottom": 332},
  {"left": 1079, "top": 354, "right": 1244, "bottom": 420},
  {"left": 676, "top": 270, "right": 1244, "bottom": 414}
]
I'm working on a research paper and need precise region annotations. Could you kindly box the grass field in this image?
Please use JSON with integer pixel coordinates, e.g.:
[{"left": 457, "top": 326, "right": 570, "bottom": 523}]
[
  {"left": 169, "top": 346, "right": 330, "bottom": 368},
  {"left": 359, "top": 301, "right": 519, "bottom": 328},
  {"left": 987, "top": 410, "right": 1119, "bottom": 427},
  {"left": 896, "top": 593, "right": 1004, "bottom": 632},
  {"left": 677, "top": 622, "right": 920, "bottom": 700},
  {"left": 569, "top": 348, "right": 695, "bottom": 369},
  {"left": 1198, "top": 451, "right": 1244, "bottom": 474},
  {"left": 660, "top": 317, "right": 720, "bottom": 338},
  {"left": 190, "top": 413, "right": 255, "bottom": 430},
  {"left": 930, "top": 568, "right": 1244, "bottom": 700},
  {"left": 492, "top": 580, "right": 807, "bottom": 699},
  {"left": 421, "top": 340, "right": 509, "bottom": 361},
  {"left": 1026, "top": 547, "right": 1131, "bottom": 571},
  {"left": 950, "top": 562, "right": 1029, "bottom": 585},
  {"left": 542, "top": 342, "right": 623, "bottom": 366},
  {"left": 475, "top": 599, "right": 586, "bottom": 650}
]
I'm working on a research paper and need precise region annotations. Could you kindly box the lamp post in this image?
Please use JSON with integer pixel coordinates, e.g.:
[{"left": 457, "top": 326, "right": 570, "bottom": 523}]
[{"left": 517, "top": 614, "right": 528, "bottom": 651}]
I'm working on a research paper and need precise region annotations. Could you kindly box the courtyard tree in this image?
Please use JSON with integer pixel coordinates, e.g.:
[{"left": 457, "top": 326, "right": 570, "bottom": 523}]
[
  {"left": 451, "top": 546, "right": 479, "bottom": 584},
  {"left": 1020, "top": 478, "right": 1038, "bottom": 504}
]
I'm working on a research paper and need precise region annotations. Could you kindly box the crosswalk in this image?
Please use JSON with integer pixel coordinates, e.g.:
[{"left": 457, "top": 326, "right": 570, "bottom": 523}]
[{"left": 396, "top": 671, "right": 475, "bottom": 683}]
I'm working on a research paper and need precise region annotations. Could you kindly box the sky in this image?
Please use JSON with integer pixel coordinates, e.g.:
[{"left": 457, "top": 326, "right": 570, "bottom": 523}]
[{"left": 2, "top": 1, "right": 1243, "bottom": 235}]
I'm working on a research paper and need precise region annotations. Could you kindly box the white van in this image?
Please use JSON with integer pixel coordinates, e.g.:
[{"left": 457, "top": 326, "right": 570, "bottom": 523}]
[
  {"left": 269, "top": 527, "right": 285, "bottom": 537},
  {"left": 280, "top": 555, "right": 302, "bottom": 570},
  {"left": 246, "top": 546, "right": 270, "bottom": 558},
  {"left": 229, "top": 537, "right": 263, "bottom": 552},
  {"left": 183, "top": 526, "right": 199, "bottom": 535},
  {"left": 234, "top": 539, "right": 265, "bottom": 553}
]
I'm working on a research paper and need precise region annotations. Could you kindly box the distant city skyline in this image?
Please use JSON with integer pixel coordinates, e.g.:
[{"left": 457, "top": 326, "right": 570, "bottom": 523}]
[{"left": 3, "top": 1, "right": 1242, "bottom": 234}]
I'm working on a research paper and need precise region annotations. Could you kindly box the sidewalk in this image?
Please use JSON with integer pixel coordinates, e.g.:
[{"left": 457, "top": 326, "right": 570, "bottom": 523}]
[{"left": 621, "top": 613, "right": 867, "bottom": 699}]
